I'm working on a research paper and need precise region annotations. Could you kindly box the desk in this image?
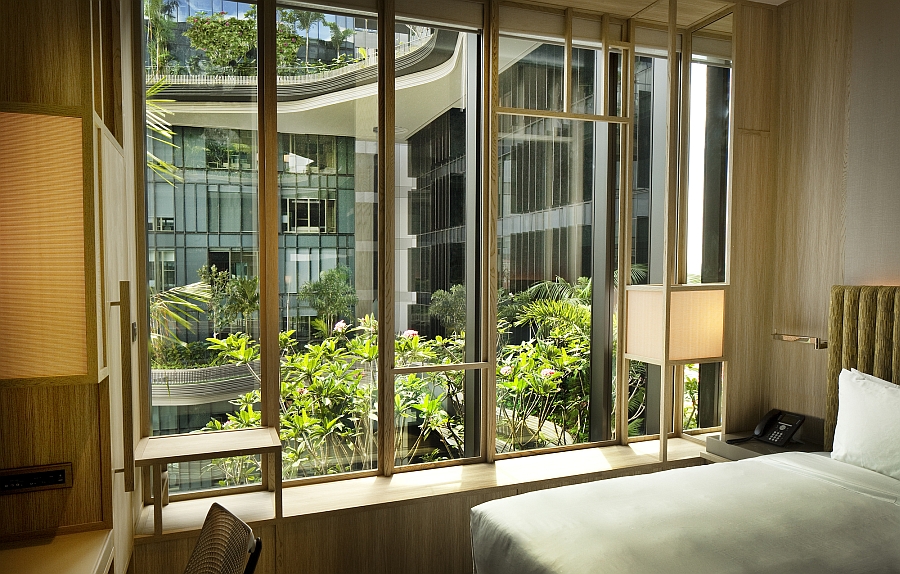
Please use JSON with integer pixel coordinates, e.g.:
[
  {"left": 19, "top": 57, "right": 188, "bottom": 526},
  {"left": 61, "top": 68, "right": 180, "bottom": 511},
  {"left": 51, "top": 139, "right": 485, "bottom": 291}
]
[
  {"left": 0, "top": 530, "right": 113, "bottom": 574},
  {"left": 703, "top": 433, "right": 823, "bottom": 462}
]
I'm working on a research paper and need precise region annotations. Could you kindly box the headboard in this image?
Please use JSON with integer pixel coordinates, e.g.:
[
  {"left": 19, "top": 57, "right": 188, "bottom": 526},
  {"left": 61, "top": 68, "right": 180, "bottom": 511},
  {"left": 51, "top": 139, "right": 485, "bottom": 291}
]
[{"left": 826, "top": 285, "right": 900, "bottom": 450}]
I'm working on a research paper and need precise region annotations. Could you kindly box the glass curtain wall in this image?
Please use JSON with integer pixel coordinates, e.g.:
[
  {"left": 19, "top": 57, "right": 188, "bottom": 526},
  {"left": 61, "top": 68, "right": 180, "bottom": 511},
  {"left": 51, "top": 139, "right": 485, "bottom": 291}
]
[{"left": 144, "top": 1, "right": 261, "bottom": 493}]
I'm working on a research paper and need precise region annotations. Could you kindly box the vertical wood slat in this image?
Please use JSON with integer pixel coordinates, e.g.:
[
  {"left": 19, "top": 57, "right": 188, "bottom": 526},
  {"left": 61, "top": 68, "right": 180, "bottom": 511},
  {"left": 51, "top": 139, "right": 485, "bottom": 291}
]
[
  {"left": 841, "top": 287, "right": 860, "bottom": 370},
  {"left": 856, "top": 286, "right": 878, "bottom": 374},
  {"left": 258, "top": 0, "right": 281, "bottom": 500},
  {"left": 873, "top": 289, "right": 895, "bottom": 381},
  {"left": 377, "top": 0, "right": 397, "bottom": 477},
  {"left": 482, "top": 0, "right": 500, "bottom": 463},
  {"left": 119, "top": 281, "right": 135, "bottom": 492},
  {"left": 893, "top": 290, "right": 900, "bottom": 386}
]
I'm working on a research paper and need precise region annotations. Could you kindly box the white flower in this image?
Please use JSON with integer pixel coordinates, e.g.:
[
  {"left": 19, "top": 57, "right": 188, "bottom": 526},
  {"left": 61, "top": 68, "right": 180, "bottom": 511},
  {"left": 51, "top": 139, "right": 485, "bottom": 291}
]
[
  {"left": 333, "top": 320, "right": 348, "bottom": 332},
  {"left": 402, "top": 329, "right": 418, "bottom": 338},
  {"left": 540, "top": 368, "right": 556, "bottom": 378},
  {"left": 499, "top": 366, "right": 512, "bottom": 376}
]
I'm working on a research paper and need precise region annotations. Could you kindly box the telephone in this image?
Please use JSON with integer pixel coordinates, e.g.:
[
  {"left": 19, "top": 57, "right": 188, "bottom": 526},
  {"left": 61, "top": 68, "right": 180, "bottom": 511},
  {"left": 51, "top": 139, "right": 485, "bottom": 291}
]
[{"left": 726, "top": 409, "right": 806, "bottom": 447}]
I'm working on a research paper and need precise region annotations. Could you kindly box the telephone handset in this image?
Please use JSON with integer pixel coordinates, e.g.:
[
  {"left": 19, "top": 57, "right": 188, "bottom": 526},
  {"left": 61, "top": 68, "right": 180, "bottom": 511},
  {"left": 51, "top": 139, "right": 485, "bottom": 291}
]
[{"left": 726, "top": 409, "right": 806, "bottom": 446}]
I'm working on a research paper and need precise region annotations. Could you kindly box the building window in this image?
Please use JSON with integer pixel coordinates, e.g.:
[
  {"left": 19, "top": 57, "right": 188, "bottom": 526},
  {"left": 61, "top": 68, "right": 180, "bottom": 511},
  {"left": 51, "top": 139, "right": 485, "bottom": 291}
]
[{"left": 281, "top": 198, "right": 336, "bottom": 233}]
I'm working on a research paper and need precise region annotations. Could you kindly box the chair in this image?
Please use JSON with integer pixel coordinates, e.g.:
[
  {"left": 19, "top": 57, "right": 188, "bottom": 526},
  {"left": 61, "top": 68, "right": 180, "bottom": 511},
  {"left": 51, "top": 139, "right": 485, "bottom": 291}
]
[{"left": 182, "top": 503, "right": 262, "bottom": 574}]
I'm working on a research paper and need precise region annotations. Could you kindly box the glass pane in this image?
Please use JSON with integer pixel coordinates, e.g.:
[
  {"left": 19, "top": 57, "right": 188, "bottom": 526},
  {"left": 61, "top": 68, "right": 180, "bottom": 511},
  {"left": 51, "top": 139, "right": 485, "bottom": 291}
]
[
  {"left": 497, "top": 115, "right": 606, "bottom": 454},
  {"left": 626, "top": 360, "right": 660, "bottom": 437},
  {"left": 682, "top": 362, "right": 723, "bottom": 430},
  {"left": 609, "top": 49, "right": 623, "bottom": 117},
  {"left": 277, "top": 6, "right": 379, "bottom": 478},
  {"left": 499, "top": 37, "right": 565, "bottom": 112},
  {"left": 395, "top": 370, "right": 474, "bottom": 465},
  {"left": 572, "top": 47, "right": 600, "bottom": 115},
  {"left": 392, "top": 22, "right": 481, "bottom": 466},
  {"left": 145, "top": 1, "right": 260, "bottom": 494},
  {"left": 685, "top": 60, "right": 731, "bottom": 284},
  {"left": 632, "top": 54, "right": 668, "bottom": 285}
]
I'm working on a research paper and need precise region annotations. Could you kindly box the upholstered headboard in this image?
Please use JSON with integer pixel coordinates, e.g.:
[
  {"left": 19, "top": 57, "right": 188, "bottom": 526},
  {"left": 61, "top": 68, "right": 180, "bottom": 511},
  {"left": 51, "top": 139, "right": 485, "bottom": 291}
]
[{"left": 826, "top": 285, "right": 900, "bottom": 450}]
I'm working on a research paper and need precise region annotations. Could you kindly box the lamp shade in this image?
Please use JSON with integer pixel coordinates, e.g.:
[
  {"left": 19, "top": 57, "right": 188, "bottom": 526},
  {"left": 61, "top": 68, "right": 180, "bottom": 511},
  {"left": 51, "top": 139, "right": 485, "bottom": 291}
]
[
  {"left": 625, "top": 286, "right": 725, "bottom": 364},
  {"left": 668, "top": 289, "right": 724, "bottom": 361}
]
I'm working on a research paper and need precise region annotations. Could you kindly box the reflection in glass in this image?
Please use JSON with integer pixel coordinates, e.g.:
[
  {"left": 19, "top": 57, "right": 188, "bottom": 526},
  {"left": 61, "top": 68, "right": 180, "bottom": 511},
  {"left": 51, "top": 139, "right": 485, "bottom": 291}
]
[
  {"left": 499, "top": 37, "right": 565, "bottom": 112},
  {"left": 572, "top": 47, "right": 599, "bottom": 115}
]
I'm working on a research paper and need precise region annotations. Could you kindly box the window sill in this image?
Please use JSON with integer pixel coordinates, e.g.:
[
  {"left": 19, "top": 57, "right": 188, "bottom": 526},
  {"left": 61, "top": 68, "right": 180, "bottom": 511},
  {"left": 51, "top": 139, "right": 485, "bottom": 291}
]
[{"left": 134, "top": 438, "right": 705, "bottom": 539}]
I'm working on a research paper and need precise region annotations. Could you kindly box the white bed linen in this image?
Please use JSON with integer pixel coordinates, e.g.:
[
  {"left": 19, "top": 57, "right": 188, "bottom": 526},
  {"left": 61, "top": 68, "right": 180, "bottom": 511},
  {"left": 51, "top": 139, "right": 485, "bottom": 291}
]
[{"left": 470, "top": 452, "right": 900, "bottom": 574}]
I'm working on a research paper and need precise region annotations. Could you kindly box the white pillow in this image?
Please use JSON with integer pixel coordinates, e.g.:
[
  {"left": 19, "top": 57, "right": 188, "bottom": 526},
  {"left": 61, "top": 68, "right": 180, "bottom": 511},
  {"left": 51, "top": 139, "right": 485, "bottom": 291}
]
[
  {"left": 832, "top": 369, "right": 900, "bottom": 480},
  {"left": 850, "top": 367, "right": 897, "bottom": 389}
]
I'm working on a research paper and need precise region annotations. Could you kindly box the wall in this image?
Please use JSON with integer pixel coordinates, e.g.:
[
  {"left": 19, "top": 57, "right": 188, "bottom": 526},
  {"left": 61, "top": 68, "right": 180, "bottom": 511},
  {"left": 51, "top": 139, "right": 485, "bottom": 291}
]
[
  {"left": 758, "top": 0, "right": 851, "bottom": 443},
  {"left": 844, "top": 0, "right": 900, "bottom": 285}
]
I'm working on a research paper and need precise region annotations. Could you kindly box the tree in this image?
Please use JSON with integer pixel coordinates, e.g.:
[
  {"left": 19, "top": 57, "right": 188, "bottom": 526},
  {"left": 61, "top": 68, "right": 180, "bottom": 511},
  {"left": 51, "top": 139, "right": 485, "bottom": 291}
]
[
  {"left": 326, "top": 21, "right": 355, "bottom": 58},
  {"left": 149, "top": 282, "right": 210, "bottom": 362},
  {"left": 429, "top": 284, "right": 467, "bottom": 334},
  {"left": 144, "top": 0, "right": 181, "bottom": 75},
  {"left": 295, "top": 11, "right": 326, "bottom": 65},
  {"left": 225, "top": 276, "right": 260, "bottom": 334},
  {"left": 145, "top": 78, "right": 182, "bottom": 186},
  {"left": 184, "top": 11, "right": 256, "bottom": 71},
  {"left": 198, "top": 264, "right": 231, "bottom": 335},
  {"left": 297, "top": 266, "right": 358, "bottom": 329}
]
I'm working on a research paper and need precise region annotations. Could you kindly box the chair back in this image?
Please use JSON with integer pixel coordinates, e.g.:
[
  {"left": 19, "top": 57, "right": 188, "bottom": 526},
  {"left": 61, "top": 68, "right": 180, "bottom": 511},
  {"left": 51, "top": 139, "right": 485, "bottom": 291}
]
[{"left": 182, "top": 503, "right": 262, "bottom": 574}]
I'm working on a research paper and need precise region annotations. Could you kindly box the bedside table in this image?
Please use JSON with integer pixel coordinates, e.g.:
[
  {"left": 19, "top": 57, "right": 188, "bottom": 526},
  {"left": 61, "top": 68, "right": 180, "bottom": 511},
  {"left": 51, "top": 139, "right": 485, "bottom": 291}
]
[{"left": 702, "top": 433, "right": 824, "bottom": 463}]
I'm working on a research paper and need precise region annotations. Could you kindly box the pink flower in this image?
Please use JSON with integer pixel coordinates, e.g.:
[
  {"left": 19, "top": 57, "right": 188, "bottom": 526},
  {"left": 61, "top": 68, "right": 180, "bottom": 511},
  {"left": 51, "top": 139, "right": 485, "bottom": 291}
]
[
  {"left": 499, "top": 366, "right": 512, "bottom": 376},
  {"left": 540, "top": 368, "right": 556, "bottom": 378},
  {"left": 402, "top": 329, "right": 418, "bottom": 339},
  {"left": 333, "top": 320, "right": 348, "bottom": 333}
]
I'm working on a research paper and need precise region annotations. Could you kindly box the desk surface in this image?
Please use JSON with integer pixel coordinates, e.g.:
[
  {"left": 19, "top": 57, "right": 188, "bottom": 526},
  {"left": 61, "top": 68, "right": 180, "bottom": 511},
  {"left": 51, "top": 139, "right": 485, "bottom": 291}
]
[{"left": 0, "top": 530, "right": 113, "bottom": 574}]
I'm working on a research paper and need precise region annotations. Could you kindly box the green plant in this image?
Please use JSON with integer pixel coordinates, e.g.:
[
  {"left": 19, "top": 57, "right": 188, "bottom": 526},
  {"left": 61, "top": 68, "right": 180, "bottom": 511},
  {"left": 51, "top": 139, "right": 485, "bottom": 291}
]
[
  {"left": 429, "top": 284, "right": 467, "bottom": 334},
  {"left": 145, "top": 78, "right": 183, "bottom": 186},
  {"left": 326, "top": 21, "right": 355, "bottom": 57},
  {"left": 149, "top": 282, "right": 210, "bottom": 362},
  {"left": 184, "top": 11, "right": 256, "bottom": 71},
  {"left": 297, "top": 266, "right": 358, "bottom": 330}
]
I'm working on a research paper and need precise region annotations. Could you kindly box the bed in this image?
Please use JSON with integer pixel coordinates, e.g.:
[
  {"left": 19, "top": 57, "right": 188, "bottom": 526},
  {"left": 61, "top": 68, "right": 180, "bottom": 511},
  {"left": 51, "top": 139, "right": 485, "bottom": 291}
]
[{"left": 471, "top": 285, "right": 900, "bottom": 574}]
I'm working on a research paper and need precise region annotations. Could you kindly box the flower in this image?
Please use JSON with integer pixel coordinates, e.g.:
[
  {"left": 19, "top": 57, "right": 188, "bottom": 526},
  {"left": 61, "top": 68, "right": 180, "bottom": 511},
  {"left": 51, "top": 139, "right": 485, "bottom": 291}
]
[
  {"left": 402, "top": 329, "right": 418, "bottom": 339},
  {"left": 333, "top": 320, "right": 348, "bottom": 333},
  {"left": 499, "top": 366, "right": 512, "bottom": 376},
  {"left": 540, "top": 368, "right": 556, "bottom": 378}
]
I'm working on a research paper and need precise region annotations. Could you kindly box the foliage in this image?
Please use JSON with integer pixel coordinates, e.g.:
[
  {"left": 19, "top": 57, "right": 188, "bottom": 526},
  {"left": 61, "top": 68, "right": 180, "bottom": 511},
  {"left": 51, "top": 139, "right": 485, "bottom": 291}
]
[
  {"left": 186, "top": 275, "right": 656, "bottom": 484},
  {"left": 144, "top": 0, "right": 180, "bottom": 75},
  {"left": 429, "top": 284, "right": 467, "bottom": 334},
  {"left": 297, "top": 266, "right": 359, "bottom": 330},
  {"left": 198, "top": 264, "right": 231, "bottom": 335},
  {"left": 683, "top": 365, "right": 699, "bottom": 430},
  {"left": 225, "top": 276, "right": 260, "bottom": 334},
  {"left": 151, "top": 340, "right": 219, "bottom": 369},
  {"left": 184, "top": 11, "right": 256, "bottom": 72},
  {"left": 326, "top": 21, "right": 355, "bottom": 57},
  {"left": 146, "top": 78, "right": 182, "bottom": 186},
  {"left": 291, "top": 10, "right": 326, "bottom": 64},
  {"left": 149, "top": 281, "right": 210, "bottom": 362}
]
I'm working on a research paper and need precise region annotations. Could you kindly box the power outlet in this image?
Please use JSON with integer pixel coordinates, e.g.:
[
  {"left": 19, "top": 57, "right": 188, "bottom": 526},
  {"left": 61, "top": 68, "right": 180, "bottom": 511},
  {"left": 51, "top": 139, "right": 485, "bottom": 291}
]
[{"left": 0, "top": 463, "right": 72, "bottom": 495}]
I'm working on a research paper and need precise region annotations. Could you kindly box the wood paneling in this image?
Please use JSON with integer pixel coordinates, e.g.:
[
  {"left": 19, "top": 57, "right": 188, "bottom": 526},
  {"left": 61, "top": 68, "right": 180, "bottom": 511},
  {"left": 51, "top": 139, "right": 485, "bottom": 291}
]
[
  {"left": 723, "top": 4, "right": 776, "bottom": 433},
  {"left": 0, "top": 0, "right": 88, "bottom": 108},
  {"left": 733, "top": 4, "right": 774, "bottom": 133},
  {"left": 769, "top": 0, "right": 851, "bottom": 437},
  {"left": 0, "top": 112, "right": 88, "bottom": 381},
  {"left": 0, "top": 384, "right": 103, "bottom": 538}
]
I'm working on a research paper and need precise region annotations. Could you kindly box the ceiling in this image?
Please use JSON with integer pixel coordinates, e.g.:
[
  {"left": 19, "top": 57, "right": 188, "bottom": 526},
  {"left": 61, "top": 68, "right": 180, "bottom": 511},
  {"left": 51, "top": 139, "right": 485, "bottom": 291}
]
[{"left": 534, "top": 0, "right": 785, "bottom": 29}]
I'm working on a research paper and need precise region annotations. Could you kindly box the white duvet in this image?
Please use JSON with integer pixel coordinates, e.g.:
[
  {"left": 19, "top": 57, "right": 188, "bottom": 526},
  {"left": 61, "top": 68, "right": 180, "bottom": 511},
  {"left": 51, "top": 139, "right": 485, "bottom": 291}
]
[{"left": 470, "top": 453, "right": 900, "bottom": 574}]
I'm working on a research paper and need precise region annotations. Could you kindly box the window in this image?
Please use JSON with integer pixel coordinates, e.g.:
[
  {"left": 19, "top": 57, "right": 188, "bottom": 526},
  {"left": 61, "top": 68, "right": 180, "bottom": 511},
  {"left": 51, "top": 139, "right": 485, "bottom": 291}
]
[{"left": 138, "top": 1, "right": 730, "bottom": 504}]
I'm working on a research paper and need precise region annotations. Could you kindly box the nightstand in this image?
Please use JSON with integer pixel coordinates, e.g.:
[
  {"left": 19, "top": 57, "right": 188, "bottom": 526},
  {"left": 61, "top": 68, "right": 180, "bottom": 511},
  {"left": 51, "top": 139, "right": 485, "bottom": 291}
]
[{"left": 701, "top": 433, "right": 824, "bottom": 463}]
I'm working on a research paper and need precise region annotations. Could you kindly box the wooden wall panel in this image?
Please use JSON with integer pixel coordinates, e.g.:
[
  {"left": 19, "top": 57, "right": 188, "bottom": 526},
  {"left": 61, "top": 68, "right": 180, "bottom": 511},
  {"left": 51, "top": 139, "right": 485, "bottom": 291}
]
[
  {"left": 769, "top": 0, "right": 851, "bottom": 438},
  {"left": 0, "top": 384, "right": 104, "bottom": 538},
  {"left": 723, "top": 4, "right": 776, "bottom": 433},
  {"left": 0, "top": 0, "right": 88, "bottom": 108}
]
